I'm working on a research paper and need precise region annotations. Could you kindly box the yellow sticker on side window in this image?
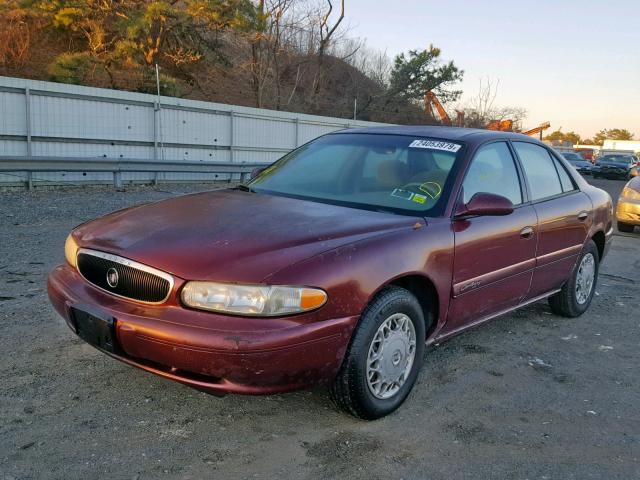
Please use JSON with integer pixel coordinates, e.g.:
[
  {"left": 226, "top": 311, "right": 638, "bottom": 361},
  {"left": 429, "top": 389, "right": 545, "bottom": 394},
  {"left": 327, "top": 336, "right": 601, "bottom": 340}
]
[{"left": 412, "top": 194, "right": 427, "bottom": 204}]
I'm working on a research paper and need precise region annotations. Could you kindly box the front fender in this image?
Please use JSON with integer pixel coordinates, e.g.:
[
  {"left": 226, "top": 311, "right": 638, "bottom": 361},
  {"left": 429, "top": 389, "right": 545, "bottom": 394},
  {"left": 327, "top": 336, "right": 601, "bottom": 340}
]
[{"left": 263, "top": 218, "right": 455, "bottom": 329}]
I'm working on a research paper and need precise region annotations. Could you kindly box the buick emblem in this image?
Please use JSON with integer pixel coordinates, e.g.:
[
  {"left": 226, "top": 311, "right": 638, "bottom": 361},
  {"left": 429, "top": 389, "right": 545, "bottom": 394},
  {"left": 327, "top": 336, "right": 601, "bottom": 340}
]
[{"left": 106, "top": 267, "right": 119, "bottom": 288}]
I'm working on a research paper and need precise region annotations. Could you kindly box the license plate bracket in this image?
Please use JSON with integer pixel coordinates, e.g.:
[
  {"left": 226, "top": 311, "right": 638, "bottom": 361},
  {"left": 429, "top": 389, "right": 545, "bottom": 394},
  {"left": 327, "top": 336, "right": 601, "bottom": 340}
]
[{"left": 71, "top": 306, "right": 120, "bottom": 354}]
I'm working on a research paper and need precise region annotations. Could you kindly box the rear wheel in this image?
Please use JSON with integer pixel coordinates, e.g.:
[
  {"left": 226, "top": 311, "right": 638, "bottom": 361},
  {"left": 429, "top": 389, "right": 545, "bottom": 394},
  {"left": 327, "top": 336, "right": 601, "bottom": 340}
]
[
  {"left": 548, "top": 240, "right": 599, "bottom": 317},
  {"left": 330, "top": 286, "right": 426, "bottom": 420},
  {"left": 618, "top": 221, "right": 635, "bottom": 233}
]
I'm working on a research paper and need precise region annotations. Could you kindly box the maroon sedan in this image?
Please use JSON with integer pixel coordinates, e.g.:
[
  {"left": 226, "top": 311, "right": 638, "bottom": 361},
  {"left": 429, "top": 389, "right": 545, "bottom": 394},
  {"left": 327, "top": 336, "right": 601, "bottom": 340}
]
[{"left": 48, "top": 127, "right": 613, "bottom": 419}]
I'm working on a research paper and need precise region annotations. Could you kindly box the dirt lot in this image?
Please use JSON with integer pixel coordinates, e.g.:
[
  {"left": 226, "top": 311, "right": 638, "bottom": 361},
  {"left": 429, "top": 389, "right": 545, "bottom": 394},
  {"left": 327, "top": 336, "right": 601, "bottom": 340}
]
[{"left": 1, "top": 179, "right": 639, "bottom": 480}]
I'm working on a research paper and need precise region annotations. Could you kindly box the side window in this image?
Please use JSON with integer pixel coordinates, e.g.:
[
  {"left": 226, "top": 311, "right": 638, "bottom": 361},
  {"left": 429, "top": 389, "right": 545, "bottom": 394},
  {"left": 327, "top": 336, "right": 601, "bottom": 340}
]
[
  {"left": 553, "top": 157, "right": 576, "bottom": 192},
  {"left": 462, "top": 142, "right": 522, "bottom": 205},
  {"left": 513, "top": 142, "right": 563, "bottom": 201}
]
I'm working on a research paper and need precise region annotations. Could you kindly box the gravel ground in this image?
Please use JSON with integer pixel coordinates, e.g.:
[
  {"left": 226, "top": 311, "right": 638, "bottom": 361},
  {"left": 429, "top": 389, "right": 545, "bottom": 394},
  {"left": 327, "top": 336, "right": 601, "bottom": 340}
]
[{"left": 1, "top": 179, "right": 639, "bottom": 480}]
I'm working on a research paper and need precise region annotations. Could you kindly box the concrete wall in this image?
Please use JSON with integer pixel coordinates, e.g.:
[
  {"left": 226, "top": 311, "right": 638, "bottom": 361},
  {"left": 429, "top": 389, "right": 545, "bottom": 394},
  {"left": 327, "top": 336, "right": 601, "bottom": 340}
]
[{"left": 0, "top": 76, "right": 389, "bottom": 185}]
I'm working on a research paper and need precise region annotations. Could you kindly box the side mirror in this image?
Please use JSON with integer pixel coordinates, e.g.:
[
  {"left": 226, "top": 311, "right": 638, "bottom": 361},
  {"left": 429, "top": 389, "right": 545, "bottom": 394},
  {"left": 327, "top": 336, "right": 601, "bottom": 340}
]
[
  {"left": 250, "top": 167, "right": 265, "bottom": 179},
  {"left": 455, "top": 192, "right": 514, "bottom": 218}
]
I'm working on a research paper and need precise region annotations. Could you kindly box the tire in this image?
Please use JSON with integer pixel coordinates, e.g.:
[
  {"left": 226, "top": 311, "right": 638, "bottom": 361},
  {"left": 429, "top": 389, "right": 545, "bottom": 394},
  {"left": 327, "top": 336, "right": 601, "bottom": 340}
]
[
  {"left": 618, "top": 221, "right": 635, "bottom": 233},
  {"left": 330, "top": 286, "right": 427, "bottom": 420},
  {"left": 548, "top": 240, "right": 599, "bottom": 317}
]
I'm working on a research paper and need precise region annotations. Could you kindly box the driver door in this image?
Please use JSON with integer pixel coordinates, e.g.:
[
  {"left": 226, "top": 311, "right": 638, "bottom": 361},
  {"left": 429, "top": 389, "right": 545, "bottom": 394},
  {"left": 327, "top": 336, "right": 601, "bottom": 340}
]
[{"left": 444, "top": 142, "right": 537, "bottom": 334}]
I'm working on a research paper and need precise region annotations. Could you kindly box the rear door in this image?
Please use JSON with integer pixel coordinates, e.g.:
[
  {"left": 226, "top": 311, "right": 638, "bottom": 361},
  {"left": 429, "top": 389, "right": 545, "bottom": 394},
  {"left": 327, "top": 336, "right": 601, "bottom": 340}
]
[
  {"left": 511, "top": 142, "right": 592, "bottom": 299},
  {"left": 446, "top": 141, "right": 537, "bottom": 334}
]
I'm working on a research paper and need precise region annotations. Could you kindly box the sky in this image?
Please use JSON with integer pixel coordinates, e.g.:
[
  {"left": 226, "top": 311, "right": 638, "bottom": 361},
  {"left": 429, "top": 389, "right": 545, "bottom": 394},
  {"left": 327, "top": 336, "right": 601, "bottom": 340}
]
[{"left": 344, "top": 0, "right": 640, "bottom": 139}]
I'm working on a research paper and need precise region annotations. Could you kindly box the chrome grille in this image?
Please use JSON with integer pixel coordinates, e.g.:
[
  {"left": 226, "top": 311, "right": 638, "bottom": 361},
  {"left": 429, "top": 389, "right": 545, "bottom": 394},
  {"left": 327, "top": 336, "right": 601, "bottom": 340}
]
[{"left": 77, "top": 249, "right": 173, "bottom": 304}]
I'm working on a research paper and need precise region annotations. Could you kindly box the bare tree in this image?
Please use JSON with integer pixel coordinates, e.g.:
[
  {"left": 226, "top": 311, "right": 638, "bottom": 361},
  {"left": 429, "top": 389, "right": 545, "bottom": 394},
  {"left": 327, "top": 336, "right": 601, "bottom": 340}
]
[
  {"left": 0, "top": 10, "right": 33, "bottom": 69},
  {"left": 269, "top": 0, "right": 305, "bottom": 109},
  {"left": 317, "top": 0, "right": 345, "bottom": 59},
  {"left": 458, "top": 77, "right": 527, "bottom": 130},
  {"left": 470, "top": 77, "right": 499, "bottom": 121},
  {"left": 308, "top": 0, "right": 346, "bottom": 103}
]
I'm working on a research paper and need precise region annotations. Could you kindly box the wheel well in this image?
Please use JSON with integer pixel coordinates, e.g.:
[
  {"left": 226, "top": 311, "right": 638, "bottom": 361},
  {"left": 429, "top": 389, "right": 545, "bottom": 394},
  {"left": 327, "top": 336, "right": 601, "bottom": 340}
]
[
  {"left": 389, "top": 275, "right": 439, "bottom": 336},
  {"left": 592, "top": 230, "right": 605, "bottom": 260}
]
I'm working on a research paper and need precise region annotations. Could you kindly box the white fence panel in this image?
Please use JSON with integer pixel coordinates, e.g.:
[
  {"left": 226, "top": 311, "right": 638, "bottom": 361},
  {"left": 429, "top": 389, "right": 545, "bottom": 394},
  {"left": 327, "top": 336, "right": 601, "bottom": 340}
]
[
  {"left": 159, "top": 108, "right": 231, "bottom": 146},
  {"left": 30, "top": 95, "right": 153, "bottom": 142},
  {"left": 0, "top": 140, "right": 27, "bottom": 156},
  {"left": 0, "top": 91, "right": 27, "bottom": 136},
  {"left": 0, "top": 76, "right": 391, "bottom": 186},
  {"left": 235, "top": 115, "right": 296, "bottom": 149}
]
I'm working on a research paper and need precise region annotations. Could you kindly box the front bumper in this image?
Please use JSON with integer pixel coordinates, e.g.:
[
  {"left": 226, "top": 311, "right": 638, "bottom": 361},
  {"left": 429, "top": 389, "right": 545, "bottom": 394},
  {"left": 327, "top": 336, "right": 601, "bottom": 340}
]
[
  {"left": 616, "top": 198, "right": 640, "bottom": 226},
  {"left": 593, "top": 168, "right": 628, "bottom": 178},
  {"left": 48, "top": 264, "right": 358, "bottom": 394}
]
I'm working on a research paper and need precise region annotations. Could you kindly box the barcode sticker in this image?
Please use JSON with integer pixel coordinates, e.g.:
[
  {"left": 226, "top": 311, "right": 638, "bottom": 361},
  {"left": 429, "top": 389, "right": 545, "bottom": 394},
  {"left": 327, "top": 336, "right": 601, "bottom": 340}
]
[{"left": 408, "top": 140, "right": 461, "bottom": 152}]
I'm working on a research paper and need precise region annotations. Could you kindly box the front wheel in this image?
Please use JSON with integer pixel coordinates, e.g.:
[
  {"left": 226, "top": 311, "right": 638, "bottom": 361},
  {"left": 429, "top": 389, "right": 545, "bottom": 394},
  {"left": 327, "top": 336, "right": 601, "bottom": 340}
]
[
  {"left": 330, "top": 286, "right": 426, "bottom": 420},
  {"left": 548, "top": 240, "right": 599, "bottom": 317}
]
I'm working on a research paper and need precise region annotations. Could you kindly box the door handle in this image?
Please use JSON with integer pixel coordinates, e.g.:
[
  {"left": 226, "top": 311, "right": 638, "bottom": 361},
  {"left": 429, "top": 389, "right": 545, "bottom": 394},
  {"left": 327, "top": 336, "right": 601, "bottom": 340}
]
[
  {"left": 520, "top": 226, "right": 534, "bottom": 239},
  {"left": 577, "top": 211, "right": 589, "bottom": 221}
]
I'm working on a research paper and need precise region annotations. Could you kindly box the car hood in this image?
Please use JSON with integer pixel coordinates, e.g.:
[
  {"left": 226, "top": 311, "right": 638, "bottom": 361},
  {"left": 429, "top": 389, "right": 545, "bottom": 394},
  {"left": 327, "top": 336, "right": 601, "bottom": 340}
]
[{"left": 73, "top": 189, "right": 421, "bottom": 282}]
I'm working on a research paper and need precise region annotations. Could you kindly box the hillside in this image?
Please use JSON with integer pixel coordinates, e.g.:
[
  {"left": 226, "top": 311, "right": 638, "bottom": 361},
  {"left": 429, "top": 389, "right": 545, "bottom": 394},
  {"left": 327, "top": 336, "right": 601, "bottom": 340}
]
[{"left": 0, "top": 2, "right": 431, "bottom": 124}]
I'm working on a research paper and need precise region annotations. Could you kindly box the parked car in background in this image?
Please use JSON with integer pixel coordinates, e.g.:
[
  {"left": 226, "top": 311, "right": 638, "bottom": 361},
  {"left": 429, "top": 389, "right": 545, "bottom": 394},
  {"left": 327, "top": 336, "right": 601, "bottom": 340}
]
[
  {"left": 562, "top": 152, "right": 593, "bottom": 175},
  {"left": 48, "top": 127, "right": 613, "bottom": 419},
  {"left": 592, "top": 154, "right": 637, "bottom": 179},
  {"left": 616, "top": 176, "right": 640, "bottom": 232},
  {"left": 575, "top": 148, "right": 598, "bottom": 162}
]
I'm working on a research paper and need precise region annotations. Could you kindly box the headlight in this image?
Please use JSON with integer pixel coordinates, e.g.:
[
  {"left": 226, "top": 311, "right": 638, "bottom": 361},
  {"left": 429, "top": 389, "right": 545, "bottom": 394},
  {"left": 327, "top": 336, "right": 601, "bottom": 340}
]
[
  {"left": 64, "top": 234, "right": 79, "bottom": 268},
  {"left": 621, "top": 186, "right": 640, "bottom": 200},
  {"left": 181, "top": 282, "right": 327, "bottom": 316}
]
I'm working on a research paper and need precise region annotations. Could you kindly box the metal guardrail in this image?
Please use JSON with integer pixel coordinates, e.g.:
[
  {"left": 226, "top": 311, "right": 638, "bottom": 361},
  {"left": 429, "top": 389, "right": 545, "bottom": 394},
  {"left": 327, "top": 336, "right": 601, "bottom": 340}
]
[{"left": 0, "top": 157, "right": 270, "bottom": 189}]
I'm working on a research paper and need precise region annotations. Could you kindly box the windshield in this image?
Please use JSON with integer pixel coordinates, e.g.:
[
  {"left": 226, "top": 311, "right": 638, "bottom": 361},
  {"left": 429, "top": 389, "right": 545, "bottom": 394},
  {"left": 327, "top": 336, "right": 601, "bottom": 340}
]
[
  {"left": 600, "top": 155, "right": 633, "bottom": 164},
  {"left": 562, "top": 153, "right": 582, "bottom": 161},
  {"left": 248, "top": 133, "right": 464, "bottom": 215}
]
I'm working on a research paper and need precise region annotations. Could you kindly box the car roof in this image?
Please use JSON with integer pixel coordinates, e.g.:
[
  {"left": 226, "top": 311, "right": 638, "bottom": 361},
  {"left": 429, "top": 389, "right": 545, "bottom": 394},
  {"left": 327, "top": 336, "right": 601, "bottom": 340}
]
[{"left": 333, "top": 125, "right": 546, "bottom": 148}]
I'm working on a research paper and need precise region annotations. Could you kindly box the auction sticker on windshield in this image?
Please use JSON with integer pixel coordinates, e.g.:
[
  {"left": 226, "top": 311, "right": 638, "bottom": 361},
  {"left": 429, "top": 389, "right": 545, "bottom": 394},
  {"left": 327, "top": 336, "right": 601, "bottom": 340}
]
[{"left": 408, "top": 139, "right": 461, "bottom": 152}]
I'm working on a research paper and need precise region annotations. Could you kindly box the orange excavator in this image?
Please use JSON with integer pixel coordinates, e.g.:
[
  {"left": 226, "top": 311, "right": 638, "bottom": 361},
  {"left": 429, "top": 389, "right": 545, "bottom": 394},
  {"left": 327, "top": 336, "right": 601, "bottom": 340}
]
[
  {"left": 486, "top": 119, "right": 514, "bottom": 132},
  {"left": 425, "top": 91, "right": 551, "bottom": 139},
  {"left": 521, "top": 121, "right": 551, "bottom": 139},
  {"left": 487, "top": 119, "right": 551, "bottom": 139},
  {"left": 424, "top": 91, "right": 464, "bottom": 127}
]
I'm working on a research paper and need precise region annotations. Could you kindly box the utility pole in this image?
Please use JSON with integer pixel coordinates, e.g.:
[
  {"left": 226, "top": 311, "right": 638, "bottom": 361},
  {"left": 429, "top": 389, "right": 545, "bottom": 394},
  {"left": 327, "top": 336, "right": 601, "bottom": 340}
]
[
  {"left": 353, "top": 98, "right": 357, "bottom": 121},
  {"left": 155, "top": 64, "right": 164, "bottom": 161}
]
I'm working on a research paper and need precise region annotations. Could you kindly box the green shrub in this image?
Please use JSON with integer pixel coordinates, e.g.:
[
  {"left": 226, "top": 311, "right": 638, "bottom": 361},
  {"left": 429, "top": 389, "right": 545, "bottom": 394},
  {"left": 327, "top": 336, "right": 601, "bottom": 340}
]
[{"left": 48, "top": 52, "right": 93, "bottom": 84}]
